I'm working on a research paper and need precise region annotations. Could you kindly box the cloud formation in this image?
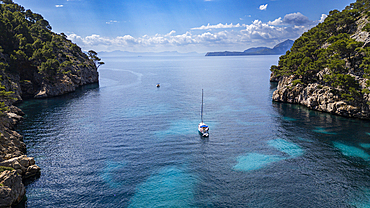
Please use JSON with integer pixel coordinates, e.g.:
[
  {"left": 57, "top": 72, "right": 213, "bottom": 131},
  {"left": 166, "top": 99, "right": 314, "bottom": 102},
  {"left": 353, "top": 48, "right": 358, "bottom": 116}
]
[
  {"left": 259, "top": 4, "right": 268, "bottom": 11},
  {"left": 268, "top": 12, "right": 320, "bottom": 26},
  {"left": 191, "top": 23, "right": 245, "bottom": 30},
  {"left": 319, "top": 14, "right": 328, "bottom": 23},
  {"left": 283, "top": 12, "right": 312, "bottom": 26},
  {"left": 68, "top": 13, "right": 323, "bottom": 53},
  {"left": 106, "top": 20, "right": 118, "bottom": 25}
]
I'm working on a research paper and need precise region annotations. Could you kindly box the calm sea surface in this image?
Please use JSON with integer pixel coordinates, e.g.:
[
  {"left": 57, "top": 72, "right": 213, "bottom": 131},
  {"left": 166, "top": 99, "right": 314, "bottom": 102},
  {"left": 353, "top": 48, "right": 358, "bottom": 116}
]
[{"left": 16, "top": 55, "right": 370, "bottom": 207}]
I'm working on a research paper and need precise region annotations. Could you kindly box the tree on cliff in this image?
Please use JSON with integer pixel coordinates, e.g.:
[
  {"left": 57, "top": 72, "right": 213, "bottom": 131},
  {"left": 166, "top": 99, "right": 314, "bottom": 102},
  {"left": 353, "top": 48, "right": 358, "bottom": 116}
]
[
  {"left": 270, "top": 0, "right": 370, "bottom": 103},
  {"left": 87, "top": 50, "right": 105, "bottom": 69}
]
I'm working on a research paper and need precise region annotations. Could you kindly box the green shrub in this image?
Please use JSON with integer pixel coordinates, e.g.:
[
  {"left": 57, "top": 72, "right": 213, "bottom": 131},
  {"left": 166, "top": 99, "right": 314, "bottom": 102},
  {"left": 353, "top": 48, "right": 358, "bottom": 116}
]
[
  {"left": 362, "top": 23, "right": 370, "bottom": 32},
  {"left": 292, "top": 79, "right": 303, "bottom": 86},
  {"left": 0, "top": 166, "right": 14, "bottom": 173}
]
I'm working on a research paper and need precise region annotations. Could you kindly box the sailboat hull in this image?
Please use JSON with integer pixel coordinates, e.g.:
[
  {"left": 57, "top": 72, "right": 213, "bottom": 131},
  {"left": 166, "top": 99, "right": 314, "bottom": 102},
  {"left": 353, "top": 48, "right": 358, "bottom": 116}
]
[{"left": 198, "top": 122, "right": 209, "bottom": 137}]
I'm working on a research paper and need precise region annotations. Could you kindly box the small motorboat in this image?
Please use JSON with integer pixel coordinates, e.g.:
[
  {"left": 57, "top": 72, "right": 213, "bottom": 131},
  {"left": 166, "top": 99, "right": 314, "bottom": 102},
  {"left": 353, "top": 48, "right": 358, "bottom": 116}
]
[{"left": 156, "top": 83, "right": 160, "bottom": 87}]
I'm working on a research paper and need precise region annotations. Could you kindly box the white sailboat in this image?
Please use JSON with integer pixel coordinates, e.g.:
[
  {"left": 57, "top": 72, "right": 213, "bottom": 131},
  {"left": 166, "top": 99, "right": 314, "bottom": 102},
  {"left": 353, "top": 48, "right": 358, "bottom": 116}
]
[{"left": 198, "top": 89, "right": 209, "bottom": 137}]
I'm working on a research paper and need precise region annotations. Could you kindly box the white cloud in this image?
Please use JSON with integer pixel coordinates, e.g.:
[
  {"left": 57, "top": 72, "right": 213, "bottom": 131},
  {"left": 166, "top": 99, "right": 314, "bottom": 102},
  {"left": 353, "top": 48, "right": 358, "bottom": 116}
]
[
  {"left": 55, "top": 5, "right": 64, "bottom": 7},
  {"left": 268, "top": 12, "right": 317, "bottom": 26},
  {"left": 191, "top": 23, "right": 245, "bottom": 30},
  {"left": 67, "top": 12, "right": 324, "bottom": 53},
  {"left": 166, "top": 30, "right": 176, "bottom": 36},
  {"left": 283, "top": 12, "right": 313, "bottom": 26},
  {"left": 319, "top": 14, "right": 328, "bottom": 23},
  {"left": 106, "top": 20, "right": 118, "bottom": 24},
  {"left": 268, "top": 17, "right": 283, "bottom": 25},
  {"left": 259, "top": 4, "right": 268, "bottom": 11}
]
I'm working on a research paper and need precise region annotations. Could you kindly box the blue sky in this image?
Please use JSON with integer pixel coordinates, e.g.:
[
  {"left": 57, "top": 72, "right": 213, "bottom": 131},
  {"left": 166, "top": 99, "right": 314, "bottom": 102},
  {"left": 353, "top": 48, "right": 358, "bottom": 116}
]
[{"left": 13, "top": 0, "right": 355, "bottom": 53}]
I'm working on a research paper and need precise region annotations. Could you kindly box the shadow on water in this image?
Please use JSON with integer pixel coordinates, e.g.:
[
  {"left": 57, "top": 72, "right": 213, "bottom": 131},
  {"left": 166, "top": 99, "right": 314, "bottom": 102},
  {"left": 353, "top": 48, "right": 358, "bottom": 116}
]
[
  {"left": 16, "top": 83, "right": 100, "bottom": 117},
  {"left": 12, "top": 83, "right": 99, "bottom": 208}
]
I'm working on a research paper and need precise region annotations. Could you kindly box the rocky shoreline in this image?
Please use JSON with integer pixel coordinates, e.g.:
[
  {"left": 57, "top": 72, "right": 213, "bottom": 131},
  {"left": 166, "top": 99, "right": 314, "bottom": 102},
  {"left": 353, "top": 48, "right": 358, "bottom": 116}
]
[
  {"left": 0, "top": 65, "right": 99, "bottom": 208},
  {"left": 270, "top": 72, "right": 370, "bottom": 119},
  {"left": 0, "top": 106, "right": 41, "bottom": 207}
]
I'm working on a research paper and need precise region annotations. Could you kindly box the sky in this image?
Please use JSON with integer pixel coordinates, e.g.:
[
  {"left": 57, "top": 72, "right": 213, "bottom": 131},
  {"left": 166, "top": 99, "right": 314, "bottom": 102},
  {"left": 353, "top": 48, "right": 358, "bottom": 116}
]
[{"left": 13, "top": 0, "right": 355, "bottom": 53}]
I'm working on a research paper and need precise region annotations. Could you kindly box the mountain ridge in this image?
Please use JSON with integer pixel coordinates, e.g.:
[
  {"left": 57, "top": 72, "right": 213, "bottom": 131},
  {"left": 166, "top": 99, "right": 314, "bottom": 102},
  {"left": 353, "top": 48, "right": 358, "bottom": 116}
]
[{"left": 205, "top": 39, "right": 294, "bottom": 56}]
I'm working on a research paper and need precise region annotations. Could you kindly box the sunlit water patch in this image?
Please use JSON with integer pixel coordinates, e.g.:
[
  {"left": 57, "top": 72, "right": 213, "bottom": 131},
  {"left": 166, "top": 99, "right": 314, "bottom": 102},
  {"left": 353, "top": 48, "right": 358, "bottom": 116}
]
[
  {"left": 100, "top": 69, "right": 143, "bottom": 89},
  {"left": 128, "top": 166, "right": 196, "bottom": 208},
  {"left": 313, "top": 127, "right": 337, "bottom": 135},
  {"left": 233, "top": 153, "right": 284, "bottom": 172},
  {"left": 333, "top": 142, "right": 370, "bottom": 161},
  {"left": 268, "top": 138, "right": 304, "bottom": 158},
  {"left": 349, "top": 188, "right": 370, "bottom": 208},
  {"left": 101, "top": 161, "right": 126, "bottom": 188},
  {"left": 121, "top": 103, "right": 171, "bottom": 118},
  {"left": 237, "top": 121, "right": 266, "bottom": 126},
  {"left": 360, "top": 143, "right": 370, "bottom": 149},
  {"left": 153, "top": 119, "right": 214, "bottom": 138},
  {"left": 283, "top": 116, "right": 297, "bottom": 121},
  {"left": 297, "top": 137, "right": 313, "bottom": 143}
]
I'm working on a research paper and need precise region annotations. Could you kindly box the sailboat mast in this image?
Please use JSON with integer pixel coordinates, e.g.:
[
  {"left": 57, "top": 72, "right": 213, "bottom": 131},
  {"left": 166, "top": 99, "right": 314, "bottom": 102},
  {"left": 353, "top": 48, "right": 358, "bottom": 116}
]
[{"left": 201, "top": 89, "right": 203, "bottom": 123}]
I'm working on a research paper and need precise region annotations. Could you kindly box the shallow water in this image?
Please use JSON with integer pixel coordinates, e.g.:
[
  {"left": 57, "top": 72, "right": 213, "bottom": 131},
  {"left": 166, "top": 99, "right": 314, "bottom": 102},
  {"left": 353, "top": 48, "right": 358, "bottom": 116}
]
[{"left": 16, "top": 55, "right": 370, "bottom": 207}]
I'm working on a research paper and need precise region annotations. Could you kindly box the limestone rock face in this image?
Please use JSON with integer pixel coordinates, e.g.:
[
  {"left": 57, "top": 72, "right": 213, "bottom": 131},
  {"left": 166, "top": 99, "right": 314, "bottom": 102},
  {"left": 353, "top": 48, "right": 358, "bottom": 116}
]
[
  {"left": 33, "top": 64, "right": 99, "bottom": 99},
  {"left": 270, "top": 71, "right": 283, "bottom": 82},
  {"left": 272, "top": 72, "right": 370, "bottom": 119},
  {"left": 0, "top": 170, "right": 25, "bottom": 208},
  {"left": 0, "top": 155, "right": 40, "bottom": 178},
  {"left": 0, "top": 106, "right": 40, "bottom": 207},
  {"left": 0, "top": 107, "right": 25, "bottom": 162}
]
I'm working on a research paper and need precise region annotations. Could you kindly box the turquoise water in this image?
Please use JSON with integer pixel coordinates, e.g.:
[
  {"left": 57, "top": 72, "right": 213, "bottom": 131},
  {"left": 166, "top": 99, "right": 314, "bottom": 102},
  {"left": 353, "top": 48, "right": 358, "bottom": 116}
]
[{"left": 17, "top": 55, "right": 370, "bottom": 207}]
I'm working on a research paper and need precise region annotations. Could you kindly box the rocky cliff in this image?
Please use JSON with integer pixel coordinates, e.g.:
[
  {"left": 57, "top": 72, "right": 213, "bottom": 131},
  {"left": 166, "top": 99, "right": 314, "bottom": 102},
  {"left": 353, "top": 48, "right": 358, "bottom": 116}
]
[
  {"left": 0, "top": 0, "right": 100, "bottom": 207},
  {"left": 270, "top": 0, "right": 370, "bottom": 119},
  {"left": 272, "top": 73, "right": 370, "bottom": 118}
]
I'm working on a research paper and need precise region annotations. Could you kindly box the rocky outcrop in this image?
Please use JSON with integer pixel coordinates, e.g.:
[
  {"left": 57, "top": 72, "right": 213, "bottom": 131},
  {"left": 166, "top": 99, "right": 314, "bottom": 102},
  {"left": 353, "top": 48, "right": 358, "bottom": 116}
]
[
  {"left": 34, "top": 66, "right": 99, "bottom": 99},
  {"left": 269, "top": 71, "right": 283, "bottom": 82},
  {"left": 0, "top": 170, "right": 25, "bottom": 208},
  {"left": 0, "top": 155, "right": 40, "bottom": 179},
  {"left": 0, "top": 107, "right": 26, "bottom": 162},
  {"left": 0, "top": 106, "right": 40, "bottom": 207},
  {"left": 272, "top": 73, "right": 370, "bottom": 119}
]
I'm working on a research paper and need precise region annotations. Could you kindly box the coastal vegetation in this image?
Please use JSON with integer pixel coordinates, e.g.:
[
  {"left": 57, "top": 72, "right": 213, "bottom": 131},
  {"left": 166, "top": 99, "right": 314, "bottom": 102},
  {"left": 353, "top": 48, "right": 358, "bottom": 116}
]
[
  {"left": 0, "top": 0, "right": 102, "bottom": 111},
  {"left": 0, "top": 166, "right": 13, "bottom": 173},
  {"left": 270, "top": 0, "right": 370, "bottom": 118}
]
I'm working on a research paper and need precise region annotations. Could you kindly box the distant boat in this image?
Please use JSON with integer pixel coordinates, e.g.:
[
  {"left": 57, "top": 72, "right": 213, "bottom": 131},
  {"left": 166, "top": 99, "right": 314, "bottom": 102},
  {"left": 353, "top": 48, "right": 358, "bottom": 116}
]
[
  {"left": 198, "top": 89, "right": 209, "bottom": 137},
  {"left": 156, "top": 83, "right": 160, "bottom": 87}
]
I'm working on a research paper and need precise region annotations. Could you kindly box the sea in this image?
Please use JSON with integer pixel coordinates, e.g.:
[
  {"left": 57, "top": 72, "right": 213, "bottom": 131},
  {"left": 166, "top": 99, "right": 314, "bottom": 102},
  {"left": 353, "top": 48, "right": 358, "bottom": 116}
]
[{"left": 15, "top": 54, "right": 370, "bottom": 207}]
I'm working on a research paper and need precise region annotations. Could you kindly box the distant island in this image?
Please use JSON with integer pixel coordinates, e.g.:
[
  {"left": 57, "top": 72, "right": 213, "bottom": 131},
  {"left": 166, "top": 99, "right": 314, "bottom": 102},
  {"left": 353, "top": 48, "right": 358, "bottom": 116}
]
[{"left": 205, "top": 39, "right": 294, "bottom": 56}]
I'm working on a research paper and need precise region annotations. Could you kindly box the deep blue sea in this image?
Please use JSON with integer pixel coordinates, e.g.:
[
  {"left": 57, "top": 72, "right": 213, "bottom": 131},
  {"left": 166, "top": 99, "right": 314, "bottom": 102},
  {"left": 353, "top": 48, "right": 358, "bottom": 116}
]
[{"left": 16, "top": 55, "right": 370, "bottom": 207}]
